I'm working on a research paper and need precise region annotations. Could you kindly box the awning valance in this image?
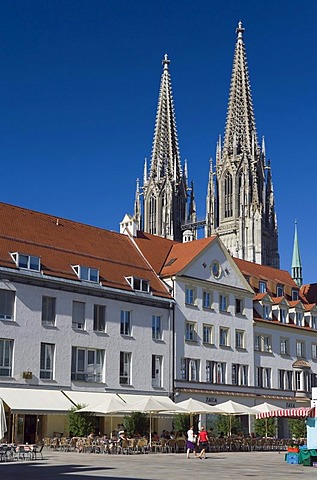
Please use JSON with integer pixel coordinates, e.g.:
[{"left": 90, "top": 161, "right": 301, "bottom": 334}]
[
  {"left": 0, "top": 388, "right": 73, "bottom": 414},
  {"left": 256, "top": 407, "right": 315, "bottom": 419},
  {"left": 62, "top": 391, "right": 175, "bottom": 412}
]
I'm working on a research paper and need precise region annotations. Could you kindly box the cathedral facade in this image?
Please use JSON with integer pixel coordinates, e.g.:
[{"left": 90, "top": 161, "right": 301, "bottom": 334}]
[{"left": 131, "top": 22, "right": 280, "bottom": 268}]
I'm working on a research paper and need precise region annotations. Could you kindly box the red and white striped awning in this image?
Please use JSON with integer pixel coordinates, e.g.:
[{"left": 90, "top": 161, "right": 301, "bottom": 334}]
[{"left": 256, "top": 407, "right": 315, "bottom": 419}]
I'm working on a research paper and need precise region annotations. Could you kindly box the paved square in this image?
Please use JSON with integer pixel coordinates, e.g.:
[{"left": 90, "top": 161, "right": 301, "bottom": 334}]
[{"left": 0, "top": 450, "right": 316, "bottom": 479}]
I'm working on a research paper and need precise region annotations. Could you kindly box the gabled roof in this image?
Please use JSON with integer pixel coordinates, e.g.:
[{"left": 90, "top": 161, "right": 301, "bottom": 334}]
[
  {"left": 0, "top": 202, "right": 171, "bottom": 299},
  {"left": 160, "top": 237, "right": 217, "bottom": 277},
  {"left": 254, "top": 293, "right": 272, "bottom": 302},
  {"left": 234, "top": 257, "right": 298, "bottom": 290},
  {"left": 301, "top": 284, "right": 317, "bottom": 304},
  {"left": 134, "top": 231, "right": 176, "bottom": 274}
]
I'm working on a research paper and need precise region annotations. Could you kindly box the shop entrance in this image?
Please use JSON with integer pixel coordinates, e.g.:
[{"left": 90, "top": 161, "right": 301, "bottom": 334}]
[{"left": 24, "top": 415, "right": 37, "bottom": 444}]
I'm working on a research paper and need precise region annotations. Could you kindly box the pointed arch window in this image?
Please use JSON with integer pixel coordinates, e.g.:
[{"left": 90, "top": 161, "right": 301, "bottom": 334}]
[
  {"left": 238, "top": 172, "right": 244, "bottom": 216},
  {"left": 224, "top": 172, "right": 233, "bottom": 218},
  {"left": 149, "top": 195, "right": 157, "bottom": 235}
]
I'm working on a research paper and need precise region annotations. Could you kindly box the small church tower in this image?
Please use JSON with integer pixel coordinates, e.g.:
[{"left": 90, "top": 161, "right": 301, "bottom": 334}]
[
  {"left": 292, "top": 220, "right": 303, "bottom": 287},
  {"left": 142, "top": 54, "right": 188, "bottom": 242},
  {"left": 205, "top": 22, "right": 280, "bottom": 268}
]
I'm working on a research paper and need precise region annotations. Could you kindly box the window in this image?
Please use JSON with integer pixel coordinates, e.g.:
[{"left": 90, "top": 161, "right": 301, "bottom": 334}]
[
  {"left": 259, "top": 281, "right": 267, "bottom": 293},
  {"left": 279, "top": 309, "right": 287, "bottom": 323},
  {"left": 219, "top": 294, "right": 228, "bottom": 312},
  {"left": 206, "top": 360, "right": 229, "bottom": 384},
  {"left": 185, "top": 287, "right": 195, "bottom": 305},
  {"left": 203, "top": 324, "right": 213, "bottom": 344},
  {"left": 292, "top": 289, "right": 299, "bottom": 301},
  {"left": 11, "top": 252, "right": 40, "bottom": 271},
  {"left": 185, "top": 322, "right": 197, "bottom": 342},
  {"left": 152, "top": 315, "right": 162, "bottom": 340},
  {"left": 72, "top": 265, "right": 99, "bottom": 283},
  {"left": 42, "top": 296, "right": 56, "bottom": 326},
  {"left": 256, "top": 367, "right": 271, "bottom": 388},
  {"left": 213, "top": 361, "right": 226, "bottom": 384},
  {"left": 203, "top": 291, "right": 212, "bottom": 309},
  {"left": 279, "top": 370, "right": 294, "bottom": 389},
  {"left": 235, "top": 298, "right": 243, "bottom": 315},
  {"left": 71, "top": 347, "right": 104, "bottom": 382},
  {"left": 224, "top": 171, "right": 233, "bottom": 218},
  {"left": 40, "top": 343, "right": 54, "bottom": 379},
  {"left": 181, "top": 358, "right": 200, "bottom": 381},
  {"left": 120, "top": 352, "right": 131, "bottom": 385},
  {"left": 232, "top": 364, "right": 248, "bottom": 386},
  {"left": 280, "top": 338, "right": 289, "bottom": 355},
  {"left": 312, "top": 316, "right": 317, "bottom": 330},
  {"left": 93, "top": 304, "right": 106, "bottom": 332},
  {"left": 152, "top": 355, "right": 162, "bottom": 387},
  {"left": 312, "top": 344, "right": 317, "bottom": 360},
  {"left": 0, "top": 289, "right": 15, "bottom": 320},
  {"left": 126, "top": 277, "right": 150, "bottom": 293},
  {"left": 235, "top": 330, "right": 245, "bottom": 349},
  {"left": 72, "top": 301, "right": 85, "bottom": 330},
  {"left": 120, "top": 310, "right": 131, "bottom": 336},
  {"left": 295, "top": 371, "right": 301, "bottom": 390},
  {"left": 263, "top": 305, "right": 270, "bottom": 320},
  {"left": 219, "top": 327, "right": 229, "bottom": 347},
  {"left": 276, "top": 284, "right": 284, "bottom": 297},
  {"left": 296, "top": 341, "right": 305, "bottom": 358},
  {"left": 295, "top": 312, "right": 303, "bottom": 327},
  {"left": 0, "top": 339, "right": 13, "bottom": 376},
  {"left": 255, "top": 334, "right": 272, "bottom": 353}
]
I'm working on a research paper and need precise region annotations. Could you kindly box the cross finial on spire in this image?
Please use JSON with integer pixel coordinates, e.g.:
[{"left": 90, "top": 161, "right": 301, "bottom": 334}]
[
  {"left": 236, "top": 21, "right": 245, "bottom": 41},
  {"left": 162, "top": 53, "right": 170, "bottom": 70}
]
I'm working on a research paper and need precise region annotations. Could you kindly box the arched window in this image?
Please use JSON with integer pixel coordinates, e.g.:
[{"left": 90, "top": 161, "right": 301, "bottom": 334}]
[
  {"left": 224, "top": 172, "right": 233, "bottom": 218},
  {"left": 149, "top": 196, "right": 156, "bottom": 234},
  {"left": 238, "top": 172, "right": 243, "bottom": 216}
]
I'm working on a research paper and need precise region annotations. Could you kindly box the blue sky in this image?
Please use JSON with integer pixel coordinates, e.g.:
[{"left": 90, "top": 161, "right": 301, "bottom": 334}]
[{"left": 0, "top": 0, "right": 316, "bottom": 283}]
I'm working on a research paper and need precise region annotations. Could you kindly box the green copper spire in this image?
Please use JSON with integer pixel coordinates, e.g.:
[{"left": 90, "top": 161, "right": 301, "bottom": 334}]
[{"left": 291, "top": 220, "right": 303, "bottom": 287}]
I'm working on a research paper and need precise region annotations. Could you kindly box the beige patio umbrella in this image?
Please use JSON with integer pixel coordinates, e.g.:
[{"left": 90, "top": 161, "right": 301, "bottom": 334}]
[
  {"left": 114, "top": 396, "right": 186, "bottom": 445},
  {"left": 175, "top": 398, "right": 219, "bottom": 414},
  {"left": 212, "top": 400, "right": 255, "bottom": 436},
  {"left": 75, "top": 395, "right": 127, "bottom": 435},
  {"left": 0, "top": 398, "right": 7, "bottom": 441},
  {"left": 251, "top": 402, "right": 283, "bottom": 438}
]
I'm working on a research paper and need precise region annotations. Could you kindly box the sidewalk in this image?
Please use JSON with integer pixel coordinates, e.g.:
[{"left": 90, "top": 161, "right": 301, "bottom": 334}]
[{"left": 0, "top": 450, "right": 315, "bottom": 479}]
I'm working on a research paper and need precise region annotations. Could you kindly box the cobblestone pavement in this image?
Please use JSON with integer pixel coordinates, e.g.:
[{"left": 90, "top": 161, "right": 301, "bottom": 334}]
[{"left": 0, "top": 450, "right": 315, "bottom": 480}]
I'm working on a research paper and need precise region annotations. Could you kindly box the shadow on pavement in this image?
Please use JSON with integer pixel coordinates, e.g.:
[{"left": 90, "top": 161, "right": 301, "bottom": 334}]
[{"left": 0, "top": 462, "right": 142, "bottom": 480}]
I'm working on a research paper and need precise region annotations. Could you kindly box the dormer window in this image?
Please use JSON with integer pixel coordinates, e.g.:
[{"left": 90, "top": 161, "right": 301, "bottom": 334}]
[
  {"left": 72, "top": 265, "right": 99, "bottom": 283},
  {"left": 10, "top": 252, "right": 40, "bottom": 271},
  {"left": 292, "top": 289, "right": 299, "bottom": 301},
  {"left": 126, "top": 276, "right": 150, "bottom": 293},
  {"left": 276, "top": 284, "right": 284, "bottom": 297},
  {"left": 259, "top": 281, "right": 267, "bottom": 293}
]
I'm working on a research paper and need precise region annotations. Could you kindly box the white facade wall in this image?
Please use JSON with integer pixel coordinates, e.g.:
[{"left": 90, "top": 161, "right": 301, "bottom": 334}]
[{"left": 0, "top": 278, "right": 173, "bottom": 394}]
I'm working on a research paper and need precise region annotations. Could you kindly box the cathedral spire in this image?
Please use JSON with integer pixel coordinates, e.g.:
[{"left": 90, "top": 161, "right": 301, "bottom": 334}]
[
  {"left": 133, "top": 178, "right": 141, "bottom": 229},
  {"left": 148, "top": 53, "right": 182, "bottom": 184},
  {"left": 142, "top": 54, "right": 188, "bottom": 242},
  {"left": 206, "top": 22, "right": 279, "bottom": 268},
  {"left": 292, "top": 220, "right": 303, "bottom": 287},
  {"left": 223, "top": 21, "right": 257, "bottom": 156}
]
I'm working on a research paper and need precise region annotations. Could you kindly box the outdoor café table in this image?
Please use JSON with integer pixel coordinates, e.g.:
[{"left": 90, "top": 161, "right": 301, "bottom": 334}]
[{"left": 16, "top": 444, "right": 36, "bottom": 460}]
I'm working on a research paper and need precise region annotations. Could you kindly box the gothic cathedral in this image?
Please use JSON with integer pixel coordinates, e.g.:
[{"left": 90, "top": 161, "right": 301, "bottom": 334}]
[{"left": 128, "top": 22, "right": 280, "bottom": 268}]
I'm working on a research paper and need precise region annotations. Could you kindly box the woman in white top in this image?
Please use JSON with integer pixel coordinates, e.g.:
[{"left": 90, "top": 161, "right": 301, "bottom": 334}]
[{"left": 186, "top": 426, "right": 197, "bottom": 459}]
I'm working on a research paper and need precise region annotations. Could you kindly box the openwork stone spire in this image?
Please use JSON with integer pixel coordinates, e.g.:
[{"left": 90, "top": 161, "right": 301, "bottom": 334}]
[
  {"left": 142, "top": 55, "right": 187, "bottom": 241},
  {"left": 223, "top": 21, "right": 258, "bottom": 157},
  {"left": 149, "top": 54, "right": 182, "bottom": 184},
  {"left": 206, "top": 22, "right": 280, "bottom": 268}
]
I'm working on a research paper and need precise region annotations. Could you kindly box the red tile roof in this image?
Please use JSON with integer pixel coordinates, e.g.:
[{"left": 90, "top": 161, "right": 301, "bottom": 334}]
[
  {"left": 0, "top": 202, "right": 170, "bottom": 298},
  {"left": 301, "top": 284, "right": 317, "bottom": 304}
]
